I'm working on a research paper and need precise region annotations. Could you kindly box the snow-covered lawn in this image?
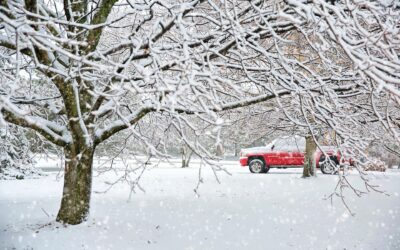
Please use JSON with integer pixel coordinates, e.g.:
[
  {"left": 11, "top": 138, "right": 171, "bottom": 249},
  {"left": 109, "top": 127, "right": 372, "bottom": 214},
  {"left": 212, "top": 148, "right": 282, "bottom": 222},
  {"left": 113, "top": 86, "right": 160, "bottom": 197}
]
[{"left": 1, "top": 160, "right": 400, "bottom": 250}]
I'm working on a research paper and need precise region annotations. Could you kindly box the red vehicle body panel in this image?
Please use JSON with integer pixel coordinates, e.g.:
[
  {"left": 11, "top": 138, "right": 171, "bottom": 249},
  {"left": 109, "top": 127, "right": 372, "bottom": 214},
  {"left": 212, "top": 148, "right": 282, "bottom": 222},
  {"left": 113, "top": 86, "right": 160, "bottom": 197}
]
[{"left": 239, "top": 157, "right": 248, "bottom": 166}]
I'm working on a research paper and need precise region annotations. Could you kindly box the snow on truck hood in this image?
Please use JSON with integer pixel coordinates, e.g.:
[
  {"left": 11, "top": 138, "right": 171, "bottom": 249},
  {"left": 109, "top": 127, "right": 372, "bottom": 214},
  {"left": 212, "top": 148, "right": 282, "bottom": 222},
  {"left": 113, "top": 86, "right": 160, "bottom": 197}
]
[
  {"left": 240, "top": 140, "right": 276, "bottom": 155},
  {"left": 241, "top": 146, "right": 271, "bottom": 154}
]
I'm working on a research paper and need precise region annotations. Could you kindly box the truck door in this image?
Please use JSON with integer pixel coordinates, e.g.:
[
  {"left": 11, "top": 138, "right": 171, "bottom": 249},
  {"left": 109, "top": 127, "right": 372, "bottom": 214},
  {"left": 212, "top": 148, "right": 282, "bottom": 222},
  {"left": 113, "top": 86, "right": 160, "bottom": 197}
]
[
  {"left": 272, "top": 139, "right": 291, "bottom": 165},
  {"left": 280, "top": 136, "right": 305, "bottom": 166}
]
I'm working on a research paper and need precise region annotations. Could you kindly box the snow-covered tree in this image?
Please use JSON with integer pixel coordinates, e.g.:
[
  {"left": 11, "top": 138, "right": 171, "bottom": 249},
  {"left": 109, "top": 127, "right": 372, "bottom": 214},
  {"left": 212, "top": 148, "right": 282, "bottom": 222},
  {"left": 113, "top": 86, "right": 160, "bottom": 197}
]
[
  {"left": 0, "top": 0, "right": 398, "bottom": 224},
  {"left": 0, "top": 125, "right": 41, "bottom": 179}
]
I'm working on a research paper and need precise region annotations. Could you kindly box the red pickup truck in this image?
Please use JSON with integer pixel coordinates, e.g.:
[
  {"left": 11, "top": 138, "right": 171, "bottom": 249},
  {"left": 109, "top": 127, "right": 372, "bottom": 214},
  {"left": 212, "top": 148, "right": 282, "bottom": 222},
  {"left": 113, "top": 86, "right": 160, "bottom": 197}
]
[{"left": 239, "top": 136, "right": 344, "bottom": 174}]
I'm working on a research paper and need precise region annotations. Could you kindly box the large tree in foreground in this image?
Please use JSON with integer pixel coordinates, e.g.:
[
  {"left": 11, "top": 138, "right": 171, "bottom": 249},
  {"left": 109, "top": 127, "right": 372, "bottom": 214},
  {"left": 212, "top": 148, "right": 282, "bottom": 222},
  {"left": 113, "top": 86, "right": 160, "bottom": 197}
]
[
  {"left": 0, "top": 0, "right": 295, "bottom": 224},
  {"left": 1, "top": 0, "right": 399, "bottom": 224}
]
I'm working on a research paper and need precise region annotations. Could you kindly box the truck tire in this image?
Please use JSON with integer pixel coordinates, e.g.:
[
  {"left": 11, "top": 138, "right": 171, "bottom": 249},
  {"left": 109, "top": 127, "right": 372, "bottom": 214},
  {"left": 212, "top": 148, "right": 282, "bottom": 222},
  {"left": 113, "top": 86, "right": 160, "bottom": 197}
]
[
  {"left": 249, "top": 158, "right": 269, "bottom": 173},
  {"left": 319, "top": 155, "right": 339, "bottom": 174}
]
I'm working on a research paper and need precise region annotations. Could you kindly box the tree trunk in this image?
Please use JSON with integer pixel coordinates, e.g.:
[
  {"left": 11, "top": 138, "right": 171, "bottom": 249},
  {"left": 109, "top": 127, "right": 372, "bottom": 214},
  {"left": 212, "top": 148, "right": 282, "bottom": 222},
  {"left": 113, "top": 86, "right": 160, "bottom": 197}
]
[
  {"left": 56, "top": 147, "right": 94, "bottom": 225},
  {"left": 181, "top": 145, "right": 193, "bottom": 168},
  {"left": 234, "top": 142, "right": 239, "bottom": 157},
  {"left": 302, "top": 135, "right": 317, "bottom": 178},
  {"left": 181, "top": 146, "right": 187, "bottom": 168},
  {"left": 216, "top": 143, "right": 224, "bottom": 157}
]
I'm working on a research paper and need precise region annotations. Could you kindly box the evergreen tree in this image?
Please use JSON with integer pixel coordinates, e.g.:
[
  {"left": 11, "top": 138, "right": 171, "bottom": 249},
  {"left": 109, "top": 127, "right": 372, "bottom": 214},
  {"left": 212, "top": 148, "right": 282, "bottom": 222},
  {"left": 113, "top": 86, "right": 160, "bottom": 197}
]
[{"left": 0, "top": 126, "right": 42, "bottom": 180}]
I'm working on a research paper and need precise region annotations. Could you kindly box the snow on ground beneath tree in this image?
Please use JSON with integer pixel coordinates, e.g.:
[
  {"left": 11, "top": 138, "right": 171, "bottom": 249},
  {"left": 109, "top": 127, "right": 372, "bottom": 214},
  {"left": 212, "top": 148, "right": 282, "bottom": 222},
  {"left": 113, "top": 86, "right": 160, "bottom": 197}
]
[{"left": 1, "top": 158, "right": 400, "bottom": 250}]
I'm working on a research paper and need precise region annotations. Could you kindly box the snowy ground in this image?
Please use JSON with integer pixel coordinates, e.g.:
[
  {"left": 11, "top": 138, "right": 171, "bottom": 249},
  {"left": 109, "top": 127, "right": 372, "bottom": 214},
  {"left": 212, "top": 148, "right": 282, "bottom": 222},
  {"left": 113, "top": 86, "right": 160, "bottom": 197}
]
[{"left": 1, "top": 159, "right": 400, "bottom": 250}]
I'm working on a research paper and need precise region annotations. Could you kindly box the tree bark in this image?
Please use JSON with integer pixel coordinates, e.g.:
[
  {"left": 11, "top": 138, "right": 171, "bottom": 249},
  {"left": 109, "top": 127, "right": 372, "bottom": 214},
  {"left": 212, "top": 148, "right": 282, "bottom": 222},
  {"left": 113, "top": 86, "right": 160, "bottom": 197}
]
[
  {"left": 181, "top": 145, "right": 193, "bottom": 168},
  {"left": 181, "top": 146, "right": 187, "bottom": 168},
  {"left": 234, "top": 142, "right": 239, "bottom": 157},
  {"left": 215, "top": 143, "right": 224, "bottom": 157},
  {"left": 302, "top": 135, "right": 317, "bottom": 178},
  {"left": 56, "top": 147, "right": 94, "bottom": 225}
]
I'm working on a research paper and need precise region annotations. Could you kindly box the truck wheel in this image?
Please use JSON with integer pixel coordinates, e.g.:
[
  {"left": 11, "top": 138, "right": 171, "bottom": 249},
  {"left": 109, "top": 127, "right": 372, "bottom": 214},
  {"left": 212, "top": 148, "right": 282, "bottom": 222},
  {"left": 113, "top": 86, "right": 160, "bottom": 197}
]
[
  {"left": 319, "top": 156, "right": 338, "bottom": 175},
  {"left": 249, "top": 159, "right": 269, "bottom": 173}
]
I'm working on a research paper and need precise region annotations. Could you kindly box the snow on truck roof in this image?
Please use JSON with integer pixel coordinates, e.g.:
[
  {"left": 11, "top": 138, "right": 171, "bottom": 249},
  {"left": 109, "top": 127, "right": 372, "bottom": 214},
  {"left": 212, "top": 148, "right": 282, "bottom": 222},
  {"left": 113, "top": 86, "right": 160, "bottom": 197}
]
[{"left": 241, "top": 136, "right": 338, "bottom": 153}]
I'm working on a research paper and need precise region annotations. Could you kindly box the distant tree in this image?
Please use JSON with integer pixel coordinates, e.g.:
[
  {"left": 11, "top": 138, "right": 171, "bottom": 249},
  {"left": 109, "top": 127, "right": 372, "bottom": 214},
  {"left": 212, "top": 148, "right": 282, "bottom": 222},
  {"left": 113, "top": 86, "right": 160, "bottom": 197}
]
[
  {"left": 0, "top": 125, "right": 41, "bottom": 179},
  {"left": 181, "top": 144, "right": 193, "bottom": 168}
]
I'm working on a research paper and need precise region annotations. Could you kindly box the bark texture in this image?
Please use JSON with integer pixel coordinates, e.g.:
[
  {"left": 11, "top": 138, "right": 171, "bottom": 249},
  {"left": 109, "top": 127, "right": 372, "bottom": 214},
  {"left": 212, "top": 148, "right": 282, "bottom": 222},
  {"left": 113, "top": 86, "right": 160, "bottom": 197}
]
[
  {"left": 56, "top": 148, "right": 94, "bottom": 225},
  {"left": 302, "top": 135, "right": 317, "bottom": 178},
  {"left": 181, "top": 145, "right": 193, "bottom": 168}
]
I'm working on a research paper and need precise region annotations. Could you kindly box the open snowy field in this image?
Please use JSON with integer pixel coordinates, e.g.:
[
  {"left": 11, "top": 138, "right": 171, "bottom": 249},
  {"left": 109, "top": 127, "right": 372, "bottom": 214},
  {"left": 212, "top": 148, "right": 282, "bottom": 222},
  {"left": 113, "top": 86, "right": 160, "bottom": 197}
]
[{"left": 1, "top": 159, "right": 400, "bottom": 250}]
